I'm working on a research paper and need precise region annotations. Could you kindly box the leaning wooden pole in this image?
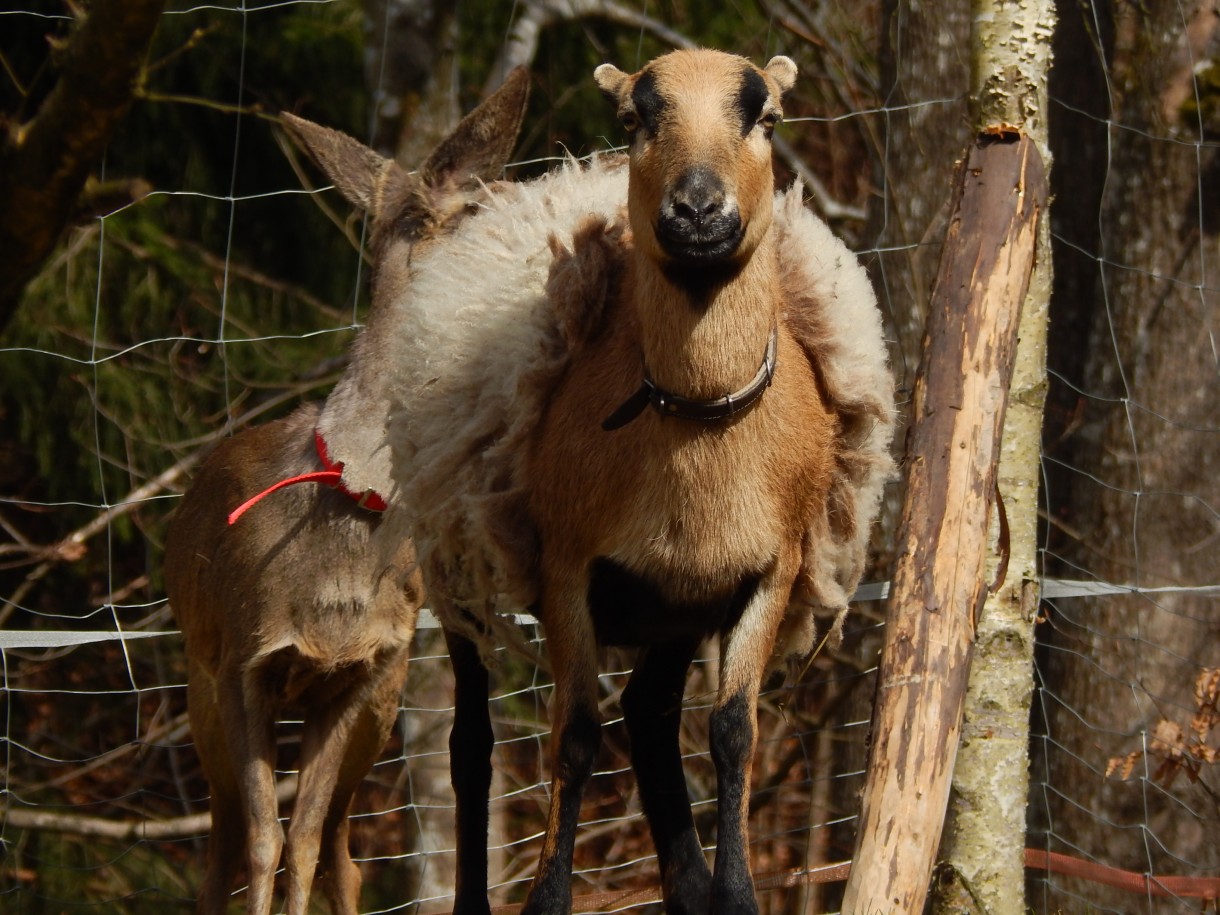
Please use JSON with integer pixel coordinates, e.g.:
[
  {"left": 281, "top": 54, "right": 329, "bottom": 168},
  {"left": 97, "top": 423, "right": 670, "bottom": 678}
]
[
  {"left": 930, "top": 1, "right": 1055, "bottom": 911},
  {"left": 840, "top": 134, "right": 1048, "bottom": 913}
]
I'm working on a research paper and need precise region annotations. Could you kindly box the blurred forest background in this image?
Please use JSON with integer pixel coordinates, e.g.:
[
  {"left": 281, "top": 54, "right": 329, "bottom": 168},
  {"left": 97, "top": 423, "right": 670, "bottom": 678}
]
[{"left": 1, "top": 1, "right": 1217, "bottom": 913}]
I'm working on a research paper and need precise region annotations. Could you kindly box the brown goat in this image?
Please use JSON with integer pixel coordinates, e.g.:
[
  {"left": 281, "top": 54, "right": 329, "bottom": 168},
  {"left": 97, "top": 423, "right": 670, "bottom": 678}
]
[
  {"left": 203, "top": 47, "right": 891, "bottom": 915},
  {"left": 383, "top": 49, "right": 893, "bottom": 915},
  {"left": 517, "top": 50, "right": 838, "bottom": 915},
  {"left": 162, "top": 69, "right": 530, "bottom": 915}
]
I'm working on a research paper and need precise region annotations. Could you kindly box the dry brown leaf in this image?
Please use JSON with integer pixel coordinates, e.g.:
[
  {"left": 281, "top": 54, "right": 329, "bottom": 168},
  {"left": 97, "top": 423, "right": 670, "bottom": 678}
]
[
  {"left": 1192, "top": 667, "right": 1220, "bottom": 741},
  {"left": 1105, "top": 671, "right": 1220, "bottom": 786},
  {"left": 1106, "top": 751, "right": 1141, "bottom": 780},
  {"left": 1150, "top": 719, "right": 1188, "bottom": 758}
]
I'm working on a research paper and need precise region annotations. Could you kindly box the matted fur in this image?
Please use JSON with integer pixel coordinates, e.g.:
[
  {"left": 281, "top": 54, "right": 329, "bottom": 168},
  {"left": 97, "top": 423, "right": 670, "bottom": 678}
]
[
  {"left": 774, "top": 183, "right": 896, "bottom": 653},
  {"left": 384, "top": 156, "right": 631, "bottom": 656},
  {"left": 380, "top": 159, "right": 894, "bottom": 663}
]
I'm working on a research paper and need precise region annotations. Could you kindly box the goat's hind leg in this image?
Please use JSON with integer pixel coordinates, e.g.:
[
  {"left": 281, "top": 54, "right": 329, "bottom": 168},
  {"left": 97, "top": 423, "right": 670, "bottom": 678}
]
[
  {"left": 285, "top": 705, "right": 354, "bottom": 915},
  {"left": 186, "top": 666, "right": 247, "bottom": 914},
  {"left": 622, "top": 639, "right": 711, "bottom": 915},
  {"left": 291, "top": 650, "right": 410, "bottom": 915},
  {"left": 444, "top": 624, "right": 495, "bottom": 915},
  {"left": 214, "top": 665, "right": 285, "bottom": 915},
  {"left": 522, "top": 575, "right": 602, "bottom": 915}
]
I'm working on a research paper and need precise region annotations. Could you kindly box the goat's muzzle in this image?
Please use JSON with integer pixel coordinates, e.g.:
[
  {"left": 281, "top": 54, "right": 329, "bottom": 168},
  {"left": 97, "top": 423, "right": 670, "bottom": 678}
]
[{"left": 656, "top": 167, "right": 743, "bottom": 265}]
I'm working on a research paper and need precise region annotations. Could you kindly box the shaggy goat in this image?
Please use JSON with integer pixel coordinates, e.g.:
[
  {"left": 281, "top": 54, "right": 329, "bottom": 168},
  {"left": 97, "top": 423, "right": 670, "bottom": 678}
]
[
  {"left": 372, "top": 49, "right": 894, "bottom": 915},
  {"left": 162, "top": 69, "right": 530, "bottom": 915}
]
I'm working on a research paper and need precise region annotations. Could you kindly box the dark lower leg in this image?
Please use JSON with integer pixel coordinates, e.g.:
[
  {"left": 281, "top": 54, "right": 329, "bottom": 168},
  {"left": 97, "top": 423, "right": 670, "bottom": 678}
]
[
  {"left": 521, "top": 703, "right": 601, "bottom": 915},
  {"left": 622, "top": 640, "right": 710, "bottom": 915},
  {"left": 709, "top": 689, "right": 758, "bottom": 915},
  {"left": 445, "top": 629, "right": 495, "bottom": 915}
]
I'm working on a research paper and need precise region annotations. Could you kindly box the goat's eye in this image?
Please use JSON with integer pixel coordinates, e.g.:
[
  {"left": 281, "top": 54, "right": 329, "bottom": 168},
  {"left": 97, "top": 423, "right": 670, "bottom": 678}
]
[
  {"left": 619, "top": 111, "right": 641, "bottom": 134},
  {"left": 759, "top": 111, "right": 781, "bottom": 137}
]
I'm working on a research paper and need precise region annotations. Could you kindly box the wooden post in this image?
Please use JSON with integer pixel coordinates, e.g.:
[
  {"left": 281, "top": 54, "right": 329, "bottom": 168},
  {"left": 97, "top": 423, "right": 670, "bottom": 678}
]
[
  {"left": 930, "top": 1, "right": 1055, "bottom": 909},
  {"left": 839, "top": 134, "right": 1048, "bottom": 914}
]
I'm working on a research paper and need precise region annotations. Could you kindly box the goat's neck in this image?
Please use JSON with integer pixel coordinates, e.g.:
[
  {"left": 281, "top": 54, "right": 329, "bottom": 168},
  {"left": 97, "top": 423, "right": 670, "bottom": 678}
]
[
  {"left": 633, "top": 240, "right": 780, "bottom": 401},
  {"left": 313, "top": 237, "right": 415, "bottom": 496}
]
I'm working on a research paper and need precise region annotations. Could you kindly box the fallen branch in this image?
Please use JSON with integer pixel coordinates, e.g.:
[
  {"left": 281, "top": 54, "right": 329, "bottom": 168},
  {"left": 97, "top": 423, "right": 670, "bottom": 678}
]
[
  {"left": 2, "top": 777, "right": 297, "bottom": 841},
  {"left": 841, "top": 133, "right": 1048, "bottom": 913}
]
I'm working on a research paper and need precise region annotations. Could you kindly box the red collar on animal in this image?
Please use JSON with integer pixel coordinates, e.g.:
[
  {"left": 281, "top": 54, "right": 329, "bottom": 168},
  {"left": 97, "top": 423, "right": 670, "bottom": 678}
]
[
  {"left": 225, "top": 430, "right": 389, "bottom": 525},
  {"left": 601, "top": 327, "right": 778, "bottom": 431}
]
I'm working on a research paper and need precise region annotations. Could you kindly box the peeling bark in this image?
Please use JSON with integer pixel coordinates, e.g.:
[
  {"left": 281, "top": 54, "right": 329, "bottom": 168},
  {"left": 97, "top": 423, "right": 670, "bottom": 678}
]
[
  {"left": 841, "top": 135, "right": 1048, "bottom": 914},
  {"left": 930, "top": 1, "right": 1056, "bottom": 912}
]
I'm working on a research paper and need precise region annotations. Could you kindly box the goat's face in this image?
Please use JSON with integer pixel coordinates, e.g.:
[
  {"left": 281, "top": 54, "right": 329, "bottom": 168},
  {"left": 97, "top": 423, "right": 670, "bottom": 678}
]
[{"left": 595, "top": 50, "right": 796, "bottom": 272}]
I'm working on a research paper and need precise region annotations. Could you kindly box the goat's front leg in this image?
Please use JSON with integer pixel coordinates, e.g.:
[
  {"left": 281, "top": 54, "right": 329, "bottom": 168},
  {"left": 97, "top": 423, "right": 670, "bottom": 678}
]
[
  {"left": 622, "top": 639, "right": 711, "bottom": 915},
  {"left": 709, "top": 561, "right": 795, "bottom": 915},
  {"left": 522, "top": 574, "right": 602, "bottom": 915},
  {"left": 444, "top": 620, "right": 495, "bottom": 915}
]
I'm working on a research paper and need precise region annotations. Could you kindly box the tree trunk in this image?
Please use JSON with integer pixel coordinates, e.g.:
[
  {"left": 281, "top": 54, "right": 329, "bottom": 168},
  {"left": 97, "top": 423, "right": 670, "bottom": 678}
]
[
  {"left": 930, "top": 1, "right": 1056, "bottom": 912},
  {"left": 842, "top": 134, "right": 1048, "bottom": 914},
  {"left": 0, "top": 0, "right": 166, "bottom": 332},
  {"left": 866, "top": 0, "right": 973, "bottom": 405},
  {"left": 362, "top": 0, "right": 460, "bottom": 162},
  {"left": 1034, "top": 0, "right": 1220, "bottom": 910}
]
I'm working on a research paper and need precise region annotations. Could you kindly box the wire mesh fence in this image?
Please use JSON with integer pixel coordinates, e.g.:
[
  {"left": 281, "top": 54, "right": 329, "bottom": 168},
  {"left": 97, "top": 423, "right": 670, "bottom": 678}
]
[{"left": 1, "top": 1, "right": 1217, "bottom": 913}]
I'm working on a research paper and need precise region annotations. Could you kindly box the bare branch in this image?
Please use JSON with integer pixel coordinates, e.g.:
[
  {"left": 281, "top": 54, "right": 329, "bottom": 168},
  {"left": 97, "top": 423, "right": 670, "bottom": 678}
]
[
  {"left": 482, "top": 0, "right": 694, "bottom": 97},
  {"left": 773, "top": 133, "right": 867, "bottom": 223},
  {"left": 3, "top": 777, "right": 298, "bottom": 841},
  {"left": 0, "top": 381, "right": 322, "bottom": 628}
]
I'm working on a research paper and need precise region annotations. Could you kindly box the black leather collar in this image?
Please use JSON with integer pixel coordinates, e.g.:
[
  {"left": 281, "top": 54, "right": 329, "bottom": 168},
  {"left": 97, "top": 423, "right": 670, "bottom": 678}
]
[{"left": 602, "top": 328, "right": 777, "bottom": 431}]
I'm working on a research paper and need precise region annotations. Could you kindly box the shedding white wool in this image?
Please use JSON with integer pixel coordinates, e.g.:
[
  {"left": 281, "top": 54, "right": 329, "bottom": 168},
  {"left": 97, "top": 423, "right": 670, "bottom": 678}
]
[
  {"left": 773, "top": 183, "right": 895, "bottom": 615},
  {"left": 385, "top": 156, "right": 631, "bottom": 648}
]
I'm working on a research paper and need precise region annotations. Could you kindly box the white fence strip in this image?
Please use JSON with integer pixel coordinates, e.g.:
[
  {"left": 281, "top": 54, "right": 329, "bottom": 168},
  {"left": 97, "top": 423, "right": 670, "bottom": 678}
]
[{"left": 4, "top": 579, "right": 1215, "bottom": 650}]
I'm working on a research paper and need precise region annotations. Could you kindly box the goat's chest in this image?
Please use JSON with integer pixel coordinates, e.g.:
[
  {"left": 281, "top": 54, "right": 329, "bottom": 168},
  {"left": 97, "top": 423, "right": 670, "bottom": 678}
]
[
  {"left": 529, "top": 326, "right": 833, "bottom": 594},
  {"left": 627, "top": 436, "right": 785, "bottom": 571},
  {"left": 549, "top": 429, "right": 789, "bottom": 644},
  {"left": 533, "top": 407, "right": 815, "bottom": 585}
]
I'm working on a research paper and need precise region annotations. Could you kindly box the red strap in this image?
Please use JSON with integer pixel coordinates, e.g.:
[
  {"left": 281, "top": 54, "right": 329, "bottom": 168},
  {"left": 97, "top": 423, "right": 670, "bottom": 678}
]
[
  {"left": 313, "top": 430, "right": 389, "bottom": 512},
  {"left": 226, "top": 470, "right": 343, "bottom": 524},
  {"left": 225, "top": 430, "right": 387, "bottom": 525}
]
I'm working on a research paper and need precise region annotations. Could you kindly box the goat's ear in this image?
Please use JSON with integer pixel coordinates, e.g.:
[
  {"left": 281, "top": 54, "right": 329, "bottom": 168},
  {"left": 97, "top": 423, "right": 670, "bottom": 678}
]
[
  {"left": 593, "top": 63, "right": 630, "bottom": 104},
  {"left": 420, "top": 66, "right": 531, "bottom": 190},
  {"left": 764, "top": 56, "right": 798, "bottom": 95},
  {"left": 279, "top": 113, "right": 395, "bottom": 216}
]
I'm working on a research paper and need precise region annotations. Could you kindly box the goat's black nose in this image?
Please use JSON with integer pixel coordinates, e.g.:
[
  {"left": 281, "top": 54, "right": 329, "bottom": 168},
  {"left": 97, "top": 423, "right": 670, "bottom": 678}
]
[
  {"left": 657, "top": 165, "right": 742, "bottom": 264},
  {"left": 670, "top": 167, "right": 725, "bottom": 225},
  {"left": 673, "top": 193, "right": 721, "bottom": 225}
]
